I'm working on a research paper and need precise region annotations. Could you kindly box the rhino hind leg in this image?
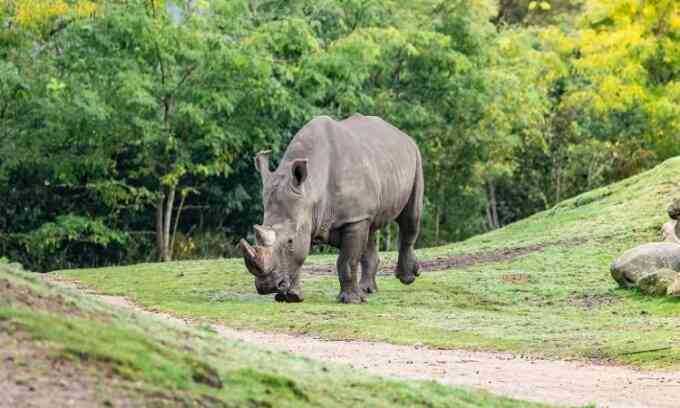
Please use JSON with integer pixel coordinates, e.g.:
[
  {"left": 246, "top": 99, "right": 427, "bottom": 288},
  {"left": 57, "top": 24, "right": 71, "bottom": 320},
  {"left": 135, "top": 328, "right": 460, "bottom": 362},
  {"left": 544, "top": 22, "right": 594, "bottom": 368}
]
[
  {"left": 359, "top": 230, "right": 379, "bottom": 294},
  {"left": 396, "top": 245, "right": 419, "bottom": 285},
  {"left": 336, "top": 221, "right": 370, "bottom": 304},
  {"left": 395, "top": 159, "right": 423, "bottom": 285}
]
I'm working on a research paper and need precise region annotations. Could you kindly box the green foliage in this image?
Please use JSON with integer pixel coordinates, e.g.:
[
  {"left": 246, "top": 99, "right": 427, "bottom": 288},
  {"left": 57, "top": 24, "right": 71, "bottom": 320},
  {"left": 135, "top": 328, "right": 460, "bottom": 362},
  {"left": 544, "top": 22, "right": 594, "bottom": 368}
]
[
  {"left": 1, "top": 0, "right": 678, "bottom": 268},
  {"left": 23, "top": 215, "right": 128, "bottom": 271},
  {"left": 26, "top": 215, "right": 127, "bottom": 250}
]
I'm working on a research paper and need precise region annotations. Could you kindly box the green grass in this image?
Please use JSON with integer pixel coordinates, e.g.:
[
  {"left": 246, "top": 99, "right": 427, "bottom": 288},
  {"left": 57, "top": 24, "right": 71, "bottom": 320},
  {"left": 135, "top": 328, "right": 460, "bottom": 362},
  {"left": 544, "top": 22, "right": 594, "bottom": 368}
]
[
  {"left": 57, "top": 157, "right": 680, "bottom": 370},
  {"left": 1, "top": 262, "right": 551, "bottom": 407}
]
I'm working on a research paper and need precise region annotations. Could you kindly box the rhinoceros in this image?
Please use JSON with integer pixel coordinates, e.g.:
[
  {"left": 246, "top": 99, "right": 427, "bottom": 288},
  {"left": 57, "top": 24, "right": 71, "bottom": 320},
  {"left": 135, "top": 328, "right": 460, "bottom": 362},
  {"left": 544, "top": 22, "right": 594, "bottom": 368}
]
[{"left": 239, "top": 114, "right": 423, "bottom": 304}]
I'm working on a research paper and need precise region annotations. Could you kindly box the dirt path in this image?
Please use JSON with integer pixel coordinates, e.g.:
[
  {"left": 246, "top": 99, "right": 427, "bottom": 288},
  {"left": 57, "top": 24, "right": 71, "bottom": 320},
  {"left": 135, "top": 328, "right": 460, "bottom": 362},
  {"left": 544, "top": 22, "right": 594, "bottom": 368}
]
[
  {"left": 303, "top": 238, "right": 586, "bottom": 275},
  {"left": 58, "top": 281, "right": 680, "bottom": 408}
]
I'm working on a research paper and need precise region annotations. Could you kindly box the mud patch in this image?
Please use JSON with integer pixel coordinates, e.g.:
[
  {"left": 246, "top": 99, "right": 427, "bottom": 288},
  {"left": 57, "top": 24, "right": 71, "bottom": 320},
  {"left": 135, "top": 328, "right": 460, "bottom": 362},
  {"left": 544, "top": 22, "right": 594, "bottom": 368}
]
[
  {"left": 0, "top": 278, "right": 83, "bottom": 317},
  {"left": 303, "top": 238, "right": 585, "bottom": 276},
  {"left": 500, "top": 273, "right": 530, "bottom": 284},
  {"left": 569, "top": 292, "right": 621, "bottom": 309}
]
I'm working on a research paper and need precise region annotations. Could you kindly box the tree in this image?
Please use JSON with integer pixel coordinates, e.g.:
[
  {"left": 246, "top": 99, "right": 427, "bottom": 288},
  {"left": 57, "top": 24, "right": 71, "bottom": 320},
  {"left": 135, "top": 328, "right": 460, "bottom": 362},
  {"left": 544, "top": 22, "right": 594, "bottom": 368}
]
[
  {"left": 2, "top": 0, "right": 288, "bottom": 263},
  {"left": 568, "top": 0, "right": 679, "bottom": 161}
]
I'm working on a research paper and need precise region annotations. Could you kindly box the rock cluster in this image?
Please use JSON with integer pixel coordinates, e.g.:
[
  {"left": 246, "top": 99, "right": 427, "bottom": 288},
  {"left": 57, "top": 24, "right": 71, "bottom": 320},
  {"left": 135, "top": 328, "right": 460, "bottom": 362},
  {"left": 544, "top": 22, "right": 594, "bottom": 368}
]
[{"left": 610, "top": 200, "right": 680, "bottom": 296}]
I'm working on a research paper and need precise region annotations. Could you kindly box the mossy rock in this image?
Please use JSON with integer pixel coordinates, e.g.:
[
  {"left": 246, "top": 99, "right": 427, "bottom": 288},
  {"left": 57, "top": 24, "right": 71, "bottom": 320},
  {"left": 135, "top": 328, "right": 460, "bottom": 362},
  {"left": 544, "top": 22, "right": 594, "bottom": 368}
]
[
  {"left": 667, "top": 275, "right": 680, "bottom": 297},
  {"left": 637, "top": 269, "right": 679, "bottom": 296}
]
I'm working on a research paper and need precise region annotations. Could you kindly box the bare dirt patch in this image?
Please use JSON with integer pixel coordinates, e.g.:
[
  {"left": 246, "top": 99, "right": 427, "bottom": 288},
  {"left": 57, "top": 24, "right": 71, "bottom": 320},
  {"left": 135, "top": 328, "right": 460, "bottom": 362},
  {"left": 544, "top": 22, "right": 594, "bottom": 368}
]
[
  {"left": 500, "top": 273, "right": 530, "bottom": 284},
  {"left": 303, "top": 238, "right": 585, "bottom": 276},
  {"left": 569, "top": 292, "right": 621, "bottom": 310},
  {"left": 0, "top": 331, "right": 139, "bottom": 408}
]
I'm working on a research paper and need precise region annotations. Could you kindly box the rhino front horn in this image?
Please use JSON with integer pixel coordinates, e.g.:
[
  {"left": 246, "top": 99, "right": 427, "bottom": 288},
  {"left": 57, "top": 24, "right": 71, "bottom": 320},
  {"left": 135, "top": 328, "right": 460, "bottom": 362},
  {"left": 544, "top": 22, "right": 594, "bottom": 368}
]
[
  {"left": 240, "top": 239, "right": 256, "bottom": 261},
  {"left": 240, "top": 239, "right": 268, "bottom": 276}
]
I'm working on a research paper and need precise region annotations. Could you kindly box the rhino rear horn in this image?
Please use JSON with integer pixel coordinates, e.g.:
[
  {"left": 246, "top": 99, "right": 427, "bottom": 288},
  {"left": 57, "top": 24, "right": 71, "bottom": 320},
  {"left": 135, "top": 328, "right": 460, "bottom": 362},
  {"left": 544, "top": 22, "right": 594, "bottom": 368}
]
[{"left": 254, "top": 225, "right": 276, "bottom": 246}]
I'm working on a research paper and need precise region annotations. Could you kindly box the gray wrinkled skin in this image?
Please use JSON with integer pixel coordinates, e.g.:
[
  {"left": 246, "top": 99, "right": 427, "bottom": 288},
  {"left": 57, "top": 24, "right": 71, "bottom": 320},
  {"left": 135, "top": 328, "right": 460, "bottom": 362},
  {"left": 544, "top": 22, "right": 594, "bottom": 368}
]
[{"left": 240, "top": 114, "right": 424, "bottom": 304}]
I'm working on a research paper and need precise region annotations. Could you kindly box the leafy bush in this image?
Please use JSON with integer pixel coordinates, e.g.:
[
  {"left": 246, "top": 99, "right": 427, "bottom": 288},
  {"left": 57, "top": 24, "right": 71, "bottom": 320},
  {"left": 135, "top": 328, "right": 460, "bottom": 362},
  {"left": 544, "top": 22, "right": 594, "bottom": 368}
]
[{"left": 22, "top": 215, "right": 128, "bottom": 271}]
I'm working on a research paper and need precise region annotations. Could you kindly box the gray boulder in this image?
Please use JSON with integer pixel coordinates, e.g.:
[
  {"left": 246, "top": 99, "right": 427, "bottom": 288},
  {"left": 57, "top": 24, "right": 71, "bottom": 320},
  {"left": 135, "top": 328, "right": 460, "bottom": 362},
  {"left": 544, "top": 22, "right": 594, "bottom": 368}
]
[
  {"left": 667, "top": 275, "right": 680, "bottom": 297},
  {"left": 637, "top": 268, "right": 679, "bottom": 296},
  {"left": 610, "top": 242, "right": 680, "bottom": 289}
]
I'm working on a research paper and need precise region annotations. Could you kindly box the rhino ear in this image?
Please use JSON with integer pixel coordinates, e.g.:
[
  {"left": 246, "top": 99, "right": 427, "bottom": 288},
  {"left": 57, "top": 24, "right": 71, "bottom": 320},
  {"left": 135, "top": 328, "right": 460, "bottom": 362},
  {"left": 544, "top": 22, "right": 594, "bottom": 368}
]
[
  {"left": 254, "top": 150, "right": 272, "bottom": 179},
  {"left": 291, "top": 159, "right": 308, "bottom": 190}
]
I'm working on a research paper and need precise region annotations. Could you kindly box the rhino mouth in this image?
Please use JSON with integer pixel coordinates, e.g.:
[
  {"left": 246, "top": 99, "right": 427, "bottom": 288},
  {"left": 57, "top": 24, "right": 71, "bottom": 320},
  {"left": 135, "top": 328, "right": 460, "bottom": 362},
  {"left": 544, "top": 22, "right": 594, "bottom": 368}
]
[
  {"left": 240, "top": 239, "right": 291, "bottom": 294},
  {"left": 275, "top": 292, "right": 303, "bottom": 303},
  {"left": 240, "top": 232, "right": 304, "bottom": 302}
]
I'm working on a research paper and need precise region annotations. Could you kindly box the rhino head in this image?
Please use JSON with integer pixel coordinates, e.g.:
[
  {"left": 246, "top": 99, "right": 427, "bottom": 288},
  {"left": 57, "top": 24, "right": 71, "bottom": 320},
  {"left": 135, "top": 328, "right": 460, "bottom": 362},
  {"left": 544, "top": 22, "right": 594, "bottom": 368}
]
[{"left": 240, "top": 150, "right": 312, "bottom": 302}]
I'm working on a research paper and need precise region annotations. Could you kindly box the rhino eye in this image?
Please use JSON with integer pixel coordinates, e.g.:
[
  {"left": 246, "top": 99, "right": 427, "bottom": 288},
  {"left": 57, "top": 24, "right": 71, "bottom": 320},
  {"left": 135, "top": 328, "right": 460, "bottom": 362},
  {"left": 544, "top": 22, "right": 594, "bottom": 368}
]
[{"left": 286, "top": 238, "right": 294, "bottom": 252}]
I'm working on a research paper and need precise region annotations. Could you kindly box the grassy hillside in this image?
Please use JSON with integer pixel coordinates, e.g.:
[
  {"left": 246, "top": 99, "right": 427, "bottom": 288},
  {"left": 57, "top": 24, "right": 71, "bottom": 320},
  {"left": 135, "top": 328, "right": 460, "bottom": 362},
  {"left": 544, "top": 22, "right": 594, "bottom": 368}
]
[
  {"left": 0, "top": 262, "right": 550, "bottom": 407},
  {"left": 57, "top": 157, "right": 680, "bottom": 369}
]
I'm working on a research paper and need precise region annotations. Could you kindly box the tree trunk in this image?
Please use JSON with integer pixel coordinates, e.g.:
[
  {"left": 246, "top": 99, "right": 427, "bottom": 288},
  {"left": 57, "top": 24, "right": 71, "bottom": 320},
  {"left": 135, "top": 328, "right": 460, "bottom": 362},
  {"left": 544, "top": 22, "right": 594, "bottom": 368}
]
[
  {"left": 494, "top": 0, "right": 518, "bottom": 25},
  {"left": 487, "top": 181, "right": 501, "bottom": 229},
  {"left": 155, "top": 186, "right": 179, "bottom": 262},
  {"left": 486, "top": 203, "right": 494, "bottom": 231},
  {"left": 170, "top": 191, "right": 187, "bottom": 257},
  {"left": 434, "top": 172, "right": 443, "bottom": 244},
  {"left": 554, "top": 162, "right": 562, "bottom": 205},
  {"left": 162, "top": 185, "right": 176, "bottom": 262},
  {"left": 155, "top": 195, "right": 165, "bottom": 262},
  {"left": 434, "top": 205, "right": 440, "bottom": 245}
]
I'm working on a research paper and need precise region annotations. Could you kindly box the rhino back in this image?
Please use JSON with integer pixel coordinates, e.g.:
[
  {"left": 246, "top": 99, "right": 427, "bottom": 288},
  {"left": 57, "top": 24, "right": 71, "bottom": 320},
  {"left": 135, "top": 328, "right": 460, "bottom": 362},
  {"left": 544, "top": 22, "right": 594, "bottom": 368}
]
[{"left": 282, "top": 115, "right": 420, "bottom": 228}]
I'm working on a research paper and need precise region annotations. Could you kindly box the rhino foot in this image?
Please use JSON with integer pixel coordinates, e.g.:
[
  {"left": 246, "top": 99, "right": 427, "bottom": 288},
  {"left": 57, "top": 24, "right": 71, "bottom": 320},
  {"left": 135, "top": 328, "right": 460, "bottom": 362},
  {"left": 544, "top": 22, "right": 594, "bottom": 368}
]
[
  {"left": 337, "top": 290, "right": 366, "bottom": 304},
  {"left": 396, "top": 262, "right": 419, "bottom": 285},
  {"left": 359, "top": 279, "right": 378, "bottom": 294},
  {"left": 396, "top": 248, "right": 420, "bottom": 285}
]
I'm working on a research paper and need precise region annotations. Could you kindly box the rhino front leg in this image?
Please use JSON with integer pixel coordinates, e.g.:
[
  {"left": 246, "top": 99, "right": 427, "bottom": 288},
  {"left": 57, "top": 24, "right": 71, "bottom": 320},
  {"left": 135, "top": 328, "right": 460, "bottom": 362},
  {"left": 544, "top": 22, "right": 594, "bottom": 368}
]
[
  {"left": 359, "top": 230, "right": 379, "bottom": 294},
  {"left": 275, "top": 271, "right": 304, "bottom": 303},
  {"left": 285, "top": 272, "right": 304, "bottom": 302},
  {"left": 337, "top": 221, "right": 370, "bottom": 304}
]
